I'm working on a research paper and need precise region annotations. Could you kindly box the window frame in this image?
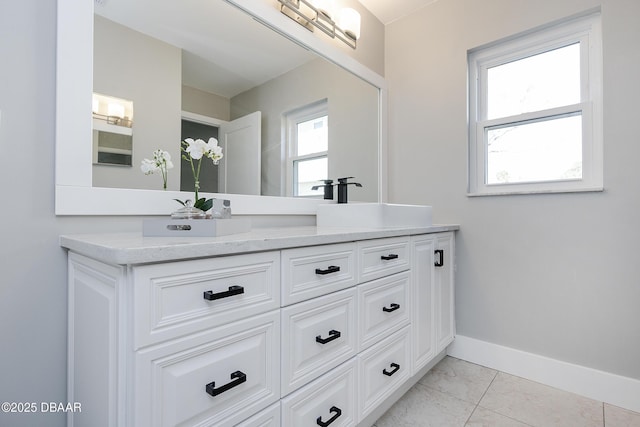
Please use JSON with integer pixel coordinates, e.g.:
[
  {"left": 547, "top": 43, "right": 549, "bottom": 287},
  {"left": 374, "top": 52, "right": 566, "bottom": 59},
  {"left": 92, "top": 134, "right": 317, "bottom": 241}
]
[
  {"left": 468, "top": 11, "right": 603, "bottom": 196},
  {"left": 284, "top": 99, "right": 329, "bottom": 197}
]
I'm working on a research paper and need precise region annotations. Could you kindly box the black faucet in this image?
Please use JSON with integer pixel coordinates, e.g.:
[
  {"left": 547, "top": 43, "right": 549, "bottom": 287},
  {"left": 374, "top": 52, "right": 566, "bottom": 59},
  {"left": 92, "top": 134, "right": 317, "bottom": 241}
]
[
  {"left": 311, "top": 179, "right": 334, "bottom": 200},
  {"left": 336, "top": 177, "right": 362, "bottom": 204}
]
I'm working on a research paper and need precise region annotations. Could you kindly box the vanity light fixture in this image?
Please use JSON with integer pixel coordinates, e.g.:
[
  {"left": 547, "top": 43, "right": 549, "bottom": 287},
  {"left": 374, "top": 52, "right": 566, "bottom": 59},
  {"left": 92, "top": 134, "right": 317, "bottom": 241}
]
[
  {"left": 278, "top": 0, "right": 361, "bottom": 49},
  {"left": 92, "top": 93, "right": 133, "bottom": 128}
]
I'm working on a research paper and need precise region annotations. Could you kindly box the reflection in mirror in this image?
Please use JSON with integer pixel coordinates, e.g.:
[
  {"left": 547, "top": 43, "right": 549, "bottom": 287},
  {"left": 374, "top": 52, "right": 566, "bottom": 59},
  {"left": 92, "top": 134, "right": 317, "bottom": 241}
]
[
  {"left": 92, "top": 0, "right": 379, "bottom": 202},
  {"left": 92, "top": 93, "right": 133, "bottom": 167}
]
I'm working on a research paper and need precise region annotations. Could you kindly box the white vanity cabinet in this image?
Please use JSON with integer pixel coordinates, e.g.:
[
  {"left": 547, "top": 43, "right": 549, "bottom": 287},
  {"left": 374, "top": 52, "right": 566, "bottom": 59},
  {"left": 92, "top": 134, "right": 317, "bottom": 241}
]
[
  {"left": 411, "top": 232, "right": 456, "bottom": 374},
  {"left": 63, "top": 226, "right": 456, "bottom": 427},
  {"left": 67, "top": 251, "right": 281, "bottom": 427}
]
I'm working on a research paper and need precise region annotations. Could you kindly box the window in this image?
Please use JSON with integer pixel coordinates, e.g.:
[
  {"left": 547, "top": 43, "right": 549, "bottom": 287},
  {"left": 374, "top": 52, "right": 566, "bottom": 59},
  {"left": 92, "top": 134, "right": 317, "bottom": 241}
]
[
  {"left": 468, "top": 11, "right": 602, "bottom": 195},
  {"left": 285, "top": 100, "right": 329, "bottom": 197}
]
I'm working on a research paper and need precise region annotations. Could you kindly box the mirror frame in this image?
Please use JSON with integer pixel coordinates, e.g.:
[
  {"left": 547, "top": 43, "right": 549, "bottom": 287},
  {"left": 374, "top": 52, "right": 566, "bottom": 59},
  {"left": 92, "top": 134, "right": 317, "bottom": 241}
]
[{"left": 55, "top": 0, "right": 387, "bottom": 215}]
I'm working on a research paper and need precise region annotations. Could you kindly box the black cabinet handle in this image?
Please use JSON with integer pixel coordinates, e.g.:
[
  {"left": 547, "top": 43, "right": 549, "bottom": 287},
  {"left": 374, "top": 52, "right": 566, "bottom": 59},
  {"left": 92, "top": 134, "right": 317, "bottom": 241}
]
[
  {"left": 382, "top": 303, "right": 400, "bottom": 313},
  {"left": 315, "top": 265, "right": 340, "bottom": 275},
  {"left": 205, "top": 370, "right": 246, "bottom": 396},
  {"left": 316, "top": 406, "right": 342, "bottom": 427},
  {"left": 381, "top": 254, "right": 399, "bottom": 260},
  {"left": 383, "top": 363, "right": 400, "bottom": 376},
  {"left": 316, "top": 329, "right": 341, "bottom": 344},
  {"left": 203, "top": 285, "right": 244, "bottom": 301},
  {"left": 434, "top": 249, "right": 444, "bottom": 267}
]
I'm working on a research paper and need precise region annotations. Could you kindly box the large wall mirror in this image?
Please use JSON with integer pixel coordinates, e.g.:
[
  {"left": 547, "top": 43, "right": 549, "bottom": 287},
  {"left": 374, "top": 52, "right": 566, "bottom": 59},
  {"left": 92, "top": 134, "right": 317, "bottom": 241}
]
[{"left": 56, "top": 0, "right": 386, "bottom": 215}]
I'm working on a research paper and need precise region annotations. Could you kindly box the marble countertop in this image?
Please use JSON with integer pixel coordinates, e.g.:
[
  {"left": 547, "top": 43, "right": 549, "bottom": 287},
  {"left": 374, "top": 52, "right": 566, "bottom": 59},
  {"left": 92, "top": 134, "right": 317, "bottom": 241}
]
[{"left": 60, "top": 224, "right": 459, "bottom": 265}]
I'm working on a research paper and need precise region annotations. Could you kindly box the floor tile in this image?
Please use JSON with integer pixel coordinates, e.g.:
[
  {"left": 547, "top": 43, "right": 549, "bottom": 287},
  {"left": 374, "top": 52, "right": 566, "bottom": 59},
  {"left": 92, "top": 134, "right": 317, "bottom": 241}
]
[
  {"left": 465, "top": 406, "right": 532, "bottom": 427},
  {"left": 604, "top": 403, "right": 640, "bottom": 427},
  {"left": 419, "top": 356, "right": 498, "bottom": 404},
  {"left": 375, "top": 382, "right": 476, "bottom": 427},
  {"left": 478, "top": 372, "right": 603, "bottom": 427}
]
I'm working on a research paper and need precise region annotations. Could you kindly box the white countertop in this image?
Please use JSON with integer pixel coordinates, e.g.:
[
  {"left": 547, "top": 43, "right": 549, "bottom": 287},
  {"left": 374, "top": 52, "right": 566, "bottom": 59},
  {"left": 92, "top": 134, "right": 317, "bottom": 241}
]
[{"left": 60, "top": 225, "right": 459, "bottom": 265}]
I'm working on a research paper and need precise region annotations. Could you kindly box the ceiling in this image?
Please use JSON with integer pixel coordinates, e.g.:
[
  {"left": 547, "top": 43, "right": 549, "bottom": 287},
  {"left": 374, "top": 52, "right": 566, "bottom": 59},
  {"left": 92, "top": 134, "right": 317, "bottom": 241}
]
[
  {"left": 94, "top": 0, "right": 315, "bottom": 98},
  {"left": 358, "top": 0, "right": 439, "bottom": 24},
  {"left": 93, "top": 0, "right": 440, "bottom": 98}
]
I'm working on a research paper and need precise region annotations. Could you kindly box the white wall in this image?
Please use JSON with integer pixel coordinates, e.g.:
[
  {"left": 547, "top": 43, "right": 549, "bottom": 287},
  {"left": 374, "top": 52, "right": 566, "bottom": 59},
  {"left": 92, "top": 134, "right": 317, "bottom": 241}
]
[
  {"left": 386, "top": 0, "right": 640, "bottom": 380},
  {"left": 93, "top": 16, "right": 182, "bottom": 191}
]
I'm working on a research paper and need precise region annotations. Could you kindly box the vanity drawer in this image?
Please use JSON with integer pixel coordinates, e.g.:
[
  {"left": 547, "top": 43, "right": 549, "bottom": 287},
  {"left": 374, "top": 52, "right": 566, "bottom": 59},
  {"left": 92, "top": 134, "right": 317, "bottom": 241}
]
[
  {"left": 358, "top": 271, "right": 411, "bottom": 351},
  {"left": 357, "top": 236, "right": 410, "bottom": 283},
  {"left": 282, "top": 359, "right": 357, "bottom": 427},
  {"left": 236, "top": 402, "right": 280, "bottom": 427},
  {"left": 281, "top": 242, "right": 357, "bottom": 306},
  {"left": 133, "top": 251, "right": 280, "bottom": 347},
  {"left": 358, "top": 325, "right": 411, "bottom": 420},
  {"left": 281, "top": 288, "right": 357, "bottom": 396},
  {"left": 134, "top": 310, "right": 280, "bottom": 427}
]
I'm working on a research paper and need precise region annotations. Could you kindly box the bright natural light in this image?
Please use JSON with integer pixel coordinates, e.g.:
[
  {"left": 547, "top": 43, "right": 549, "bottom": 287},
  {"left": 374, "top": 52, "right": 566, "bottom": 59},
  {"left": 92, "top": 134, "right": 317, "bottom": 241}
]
[
  {"left": 487, "top": 114, "right": 582, "bottom": 184},
  {"left": 296, "top": 157, "right": 328, "bottom": 196},
  {"left": 487, "top": 43, "right": 581, "bottom": 120},
  {"left": 297, "top": 116, "right": 328, "bottom": 156}
]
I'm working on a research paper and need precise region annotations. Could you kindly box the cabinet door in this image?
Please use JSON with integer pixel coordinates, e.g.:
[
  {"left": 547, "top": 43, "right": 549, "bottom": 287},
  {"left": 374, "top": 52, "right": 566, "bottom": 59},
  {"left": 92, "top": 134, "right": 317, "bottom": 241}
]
[
  {"left": 133, "top": 251, "right": 280, "bottom": 348},
  {"left": 281, "top": 243, "right": 357, "bottom": 306},
  {"left": 281, "top": 288, "right": 357, "bottom": 396},
  {"left": 134, "top": 311, "right": 280, "bottom": 427},
  {"left": 410, "top": 235, "right": 436, "bottom": 374},
  {"left": 358, "top": 325, "right": 411, "bottom": 420},
  {"left": 281, "top": 359, "right": 357, "bottom": 427},
  {"left": 357, "top": 236, "right": 411, "bottom": 283},
  {"left": 358, "top": 272, "right": 411, "bottom": 351},
  {"left": 435, "top": 233, "right": 455, "bottom": 353}
]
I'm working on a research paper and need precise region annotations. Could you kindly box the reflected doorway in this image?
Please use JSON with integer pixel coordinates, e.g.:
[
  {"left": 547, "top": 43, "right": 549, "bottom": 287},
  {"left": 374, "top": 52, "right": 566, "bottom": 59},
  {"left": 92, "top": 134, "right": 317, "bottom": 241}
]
[{"left": 181, "top": 119, "right": 219, "bottom": 193}]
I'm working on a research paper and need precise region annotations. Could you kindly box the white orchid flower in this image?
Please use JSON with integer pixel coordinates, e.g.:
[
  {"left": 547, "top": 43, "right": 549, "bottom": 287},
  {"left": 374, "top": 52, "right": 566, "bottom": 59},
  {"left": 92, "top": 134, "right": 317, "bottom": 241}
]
[
  {"left": 140, "top": 158, "right": 158, "bottom": 175},
  {"left": 142, "top": 149, "right": 174, "bottom": 189},
  {"left": 185, "top": 138, "right": 208, "bottom": 160},
  {"left": 205, "top": 137, "right": 224, "bottom": 164}
]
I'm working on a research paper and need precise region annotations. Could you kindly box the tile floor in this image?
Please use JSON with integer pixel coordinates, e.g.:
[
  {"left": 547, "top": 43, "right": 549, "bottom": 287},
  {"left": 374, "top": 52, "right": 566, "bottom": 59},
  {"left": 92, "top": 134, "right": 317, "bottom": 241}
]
[{"left": 374, "top": 356, "right": 640, "bottom": 427}]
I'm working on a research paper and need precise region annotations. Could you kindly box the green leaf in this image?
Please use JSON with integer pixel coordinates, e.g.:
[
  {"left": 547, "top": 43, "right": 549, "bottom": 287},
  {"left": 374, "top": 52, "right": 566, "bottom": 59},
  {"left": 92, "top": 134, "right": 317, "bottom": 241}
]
[{"left": 194, "top": 198, "right": 213, "bottom": 212}]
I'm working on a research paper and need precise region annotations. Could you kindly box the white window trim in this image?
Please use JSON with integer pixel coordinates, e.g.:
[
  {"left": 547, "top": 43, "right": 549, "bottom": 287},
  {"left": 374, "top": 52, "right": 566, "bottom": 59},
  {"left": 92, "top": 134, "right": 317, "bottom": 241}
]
[
  {"left": 284, "top": 99, "right": 329, "bottom": 197},
  {"left": 468, "top": 10, "right": 603, "bottom": 196}
]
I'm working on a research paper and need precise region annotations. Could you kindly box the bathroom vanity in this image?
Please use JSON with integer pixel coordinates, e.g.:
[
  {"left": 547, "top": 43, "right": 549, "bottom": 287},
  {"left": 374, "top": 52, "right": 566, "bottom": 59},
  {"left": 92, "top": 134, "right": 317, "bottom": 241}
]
[{"left": 61, "top": 225, "right": 457, "bottom": 426}]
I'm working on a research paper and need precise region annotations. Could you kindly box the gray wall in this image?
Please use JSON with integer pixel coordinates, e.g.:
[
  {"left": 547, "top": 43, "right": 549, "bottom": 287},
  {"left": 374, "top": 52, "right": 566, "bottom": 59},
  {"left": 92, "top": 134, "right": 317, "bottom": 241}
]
[
  {"left": 0, "top": 5, "right": 148, "bottom": 427},
  {"left": 182, "top": 85, "right": 230, "bottom": 121},
  {"left": 231, "top": 58, "right": 379, "bottom": 201},
  {"left": 93, "top": 16, "right": 182, "bottom": 191},
  {"left": 386, "top": 0, "right": 640, "bottom": 379}
]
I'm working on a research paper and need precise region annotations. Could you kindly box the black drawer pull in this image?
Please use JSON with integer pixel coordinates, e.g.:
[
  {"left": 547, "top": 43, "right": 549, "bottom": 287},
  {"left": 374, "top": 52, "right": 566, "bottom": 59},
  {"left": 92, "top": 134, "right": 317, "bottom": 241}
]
[
  {"left": 434, "top": 249, "right": 444, "bottom": 267},
  {"left": 205, "top": 370, "right": 246, "bottom": 396},
  {"left": 316, "top": 406, "right": 342, "bottom": 427},
  {"left": 315, "top": 265, "right": 340, "bottom": 275},
  {"left": 382, "top": 303, "right": 400, "bottom": 313},
  {"left": 315, "top": 329, "right": 341, "bottom": 344},
  {"left": 381, "top": 254, "right": 399, "bottom": 260},
  {"left": 203, "top": 285, "right": 244, "bottom": 301},
  {"left": 383, "top": 363, "right": 400, "bottom": 376}
]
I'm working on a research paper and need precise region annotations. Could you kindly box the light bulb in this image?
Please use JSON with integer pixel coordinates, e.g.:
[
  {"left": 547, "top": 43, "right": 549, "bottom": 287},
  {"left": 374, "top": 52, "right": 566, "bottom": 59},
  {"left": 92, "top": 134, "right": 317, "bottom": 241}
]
[
  {"left": 338, "top": 8, "right": 361, "bottom": 40},
  {"left": 309, "top": 0, "right": 336, "bottom": 19},
  {"left": 107, "top": 103, "right": 125, "bottom": 118}
]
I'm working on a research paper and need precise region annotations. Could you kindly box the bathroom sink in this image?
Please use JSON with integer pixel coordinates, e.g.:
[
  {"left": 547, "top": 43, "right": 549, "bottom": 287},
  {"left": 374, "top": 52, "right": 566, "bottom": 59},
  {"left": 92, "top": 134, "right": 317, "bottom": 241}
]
[{"left": 316, "top": 203, "right": 433, "bottom": 229}]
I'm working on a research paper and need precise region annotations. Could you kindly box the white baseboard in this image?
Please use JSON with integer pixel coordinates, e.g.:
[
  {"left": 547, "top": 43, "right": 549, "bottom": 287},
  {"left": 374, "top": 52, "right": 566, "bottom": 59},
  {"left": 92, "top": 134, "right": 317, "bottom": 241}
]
[{"left": 447, "top": 335, "right": 640, "bottom": 414}]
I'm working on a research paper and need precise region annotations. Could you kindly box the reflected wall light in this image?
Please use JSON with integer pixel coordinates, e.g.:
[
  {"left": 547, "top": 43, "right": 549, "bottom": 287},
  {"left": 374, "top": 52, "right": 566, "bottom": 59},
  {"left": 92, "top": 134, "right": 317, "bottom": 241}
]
[
  {"left": 92, "top": 93, "right": 133, "bottom": 128},
  {"left": 278, "top": 0, "right": 361, "bottom": 49}
]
